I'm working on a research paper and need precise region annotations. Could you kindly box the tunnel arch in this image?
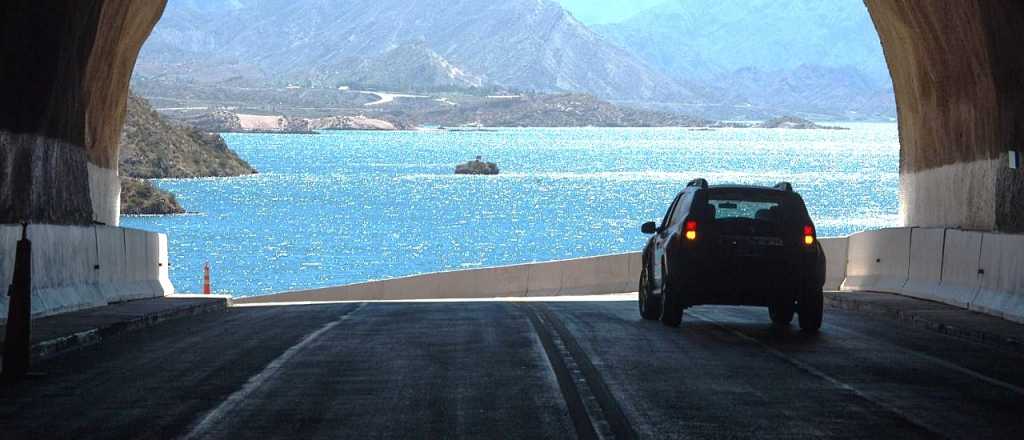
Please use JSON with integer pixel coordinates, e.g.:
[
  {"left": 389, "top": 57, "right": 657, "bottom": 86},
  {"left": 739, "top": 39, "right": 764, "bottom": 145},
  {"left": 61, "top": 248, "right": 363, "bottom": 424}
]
[{"left": 0, "top": 0, "right": 1021, "bottom": 231}]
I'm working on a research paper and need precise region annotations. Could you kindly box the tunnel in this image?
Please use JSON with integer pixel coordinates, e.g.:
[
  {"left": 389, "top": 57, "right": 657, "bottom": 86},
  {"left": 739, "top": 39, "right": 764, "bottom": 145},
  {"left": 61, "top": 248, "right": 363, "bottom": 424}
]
[{"left": 0, "top": 0, "right": 1022, "bottom": 232}]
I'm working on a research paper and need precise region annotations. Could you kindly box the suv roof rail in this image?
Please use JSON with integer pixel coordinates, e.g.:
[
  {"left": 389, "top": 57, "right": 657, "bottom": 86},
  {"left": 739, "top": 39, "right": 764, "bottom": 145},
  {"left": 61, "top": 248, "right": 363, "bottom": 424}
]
[
  {"left": 774, "top": 182, "right": 793, "bottom": 192},
  {"left": 687, "top": 178, "right": 709, "bottom": 189}
]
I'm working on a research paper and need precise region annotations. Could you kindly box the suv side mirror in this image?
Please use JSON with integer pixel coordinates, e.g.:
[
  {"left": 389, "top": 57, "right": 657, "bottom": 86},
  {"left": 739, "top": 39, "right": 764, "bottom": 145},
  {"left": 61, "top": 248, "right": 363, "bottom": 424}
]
[{"left": 641, "top": 221, "right": 658, "bottom": 234}]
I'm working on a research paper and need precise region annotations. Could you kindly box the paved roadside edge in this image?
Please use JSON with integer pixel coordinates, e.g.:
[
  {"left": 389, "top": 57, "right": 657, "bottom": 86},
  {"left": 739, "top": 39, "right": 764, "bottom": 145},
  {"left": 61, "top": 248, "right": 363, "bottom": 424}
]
[
  {"left": 824, "top": 292, "right": 1024, "bottom": 354},
  {"left": 9, "top": 297, "right": 230, "bottom": 363}
]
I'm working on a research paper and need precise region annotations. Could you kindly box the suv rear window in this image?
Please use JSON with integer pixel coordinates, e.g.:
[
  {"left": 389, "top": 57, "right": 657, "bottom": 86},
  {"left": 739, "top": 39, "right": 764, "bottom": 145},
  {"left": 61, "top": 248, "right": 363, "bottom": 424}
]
[
  {"left": 705, "top": 189, "right": 795, "bottom": 223},
  {"left": 710, "top": 199, "right": 780, "bottom": 221}
]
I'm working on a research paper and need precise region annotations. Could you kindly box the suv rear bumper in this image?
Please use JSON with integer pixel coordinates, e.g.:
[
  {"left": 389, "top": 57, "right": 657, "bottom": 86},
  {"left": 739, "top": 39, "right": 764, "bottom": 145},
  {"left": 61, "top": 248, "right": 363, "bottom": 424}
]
[{"left": 669, "top": 253, "right": 823, "bottom": 307}]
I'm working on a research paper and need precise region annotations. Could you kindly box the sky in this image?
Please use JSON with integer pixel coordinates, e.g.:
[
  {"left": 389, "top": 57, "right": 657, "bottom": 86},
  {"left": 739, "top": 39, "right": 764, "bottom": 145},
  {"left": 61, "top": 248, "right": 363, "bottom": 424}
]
[{"left": 554, "top": 0, "right": 666, "bottom": 25}]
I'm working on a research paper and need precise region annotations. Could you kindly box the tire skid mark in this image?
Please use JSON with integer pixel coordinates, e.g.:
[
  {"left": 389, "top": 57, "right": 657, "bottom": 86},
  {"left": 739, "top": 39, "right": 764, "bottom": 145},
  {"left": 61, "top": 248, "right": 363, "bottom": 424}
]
[{"left": 521, "top": 303, "right": 637, "bottom": 440}]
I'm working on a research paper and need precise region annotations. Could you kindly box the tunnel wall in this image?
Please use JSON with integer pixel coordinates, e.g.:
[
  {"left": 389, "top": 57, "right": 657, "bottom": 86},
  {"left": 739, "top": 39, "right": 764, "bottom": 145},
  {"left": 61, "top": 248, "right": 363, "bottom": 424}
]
[
  {"left": 0, "top": 224, "right": 174, "bottom": 324},
  {"left": 866, "top": 0, "right": 1024, "bottom": 232},
  {"left": 0, "top": 0, "right": 166, "bottom": 226}
]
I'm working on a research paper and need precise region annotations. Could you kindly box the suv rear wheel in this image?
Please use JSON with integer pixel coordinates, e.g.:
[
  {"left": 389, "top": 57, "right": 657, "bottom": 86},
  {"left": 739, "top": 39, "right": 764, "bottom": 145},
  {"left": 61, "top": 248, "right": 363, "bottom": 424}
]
[
  {"left": 660, "top": 269, "right": 684, "bottom": 327},
  {"left": 798, "top": 287, "right": 823, "bottom": 332},
  {"left": 639, "top": 262, "right": 661, "bottom": 320}
]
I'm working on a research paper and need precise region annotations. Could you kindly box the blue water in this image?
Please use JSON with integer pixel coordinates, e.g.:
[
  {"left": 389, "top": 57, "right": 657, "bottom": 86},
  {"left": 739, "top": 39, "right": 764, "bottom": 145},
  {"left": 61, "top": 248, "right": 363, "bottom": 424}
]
[{"left": 122, "top": 124, "right": 900, "bottom": 297}]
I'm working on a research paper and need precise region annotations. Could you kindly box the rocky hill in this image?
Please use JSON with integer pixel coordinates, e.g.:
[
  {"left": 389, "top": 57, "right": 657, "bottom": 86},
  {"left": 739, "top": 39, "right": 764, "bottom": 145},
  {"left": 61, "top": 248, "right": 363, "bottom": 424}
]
[
  {"left": 119, "top": 93, "right": 257, "bottom": 215},
  {"left": 120, "top": 178, "right": 185, "bottom": 215},
  {"left": 120, "top": 94, "right": 257, "bottom": 178}
]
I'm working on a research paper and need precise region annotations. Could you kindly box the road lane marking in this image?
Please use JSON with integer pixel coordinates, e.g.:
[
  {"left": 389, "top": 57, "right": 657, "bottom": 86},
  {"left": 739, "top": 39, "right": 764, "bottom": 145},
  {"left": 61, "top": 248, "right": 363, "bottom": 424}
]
[
  {"left": 688, "top": 310, "right": 950, "bottom": 440},
  {"left": 184, "top": 303, "right": 366, "bottom": 439}
]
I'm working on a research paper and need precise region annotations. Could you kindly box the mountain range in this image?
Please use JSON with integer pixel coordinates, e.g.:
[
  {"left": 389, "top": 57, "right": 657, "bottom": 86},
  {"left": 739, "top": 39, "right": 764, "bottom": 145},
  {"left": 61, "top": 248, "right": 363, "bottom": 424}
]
[
  {"left": 137, "top": 0, "right": 698, "bottom": 102},
  {"left": 135, "top": 0, "right": 895, "bottom": 120}
]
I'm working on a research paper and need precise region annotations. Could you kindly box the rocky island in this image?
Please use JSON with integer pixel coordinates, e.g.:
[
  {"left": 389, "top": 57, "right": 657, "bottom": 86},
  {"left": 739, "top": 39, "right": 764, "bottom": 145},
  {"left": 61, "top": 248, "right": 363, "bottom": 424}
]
[
  {"left": 119, "top": 93, "right": 257, "bottom": 215},
  {"left": 455, "top": 156, "right": 499, "bottom": 175},
  {"left": 757, "top": 116, "right": 848, "bottom": 130}
]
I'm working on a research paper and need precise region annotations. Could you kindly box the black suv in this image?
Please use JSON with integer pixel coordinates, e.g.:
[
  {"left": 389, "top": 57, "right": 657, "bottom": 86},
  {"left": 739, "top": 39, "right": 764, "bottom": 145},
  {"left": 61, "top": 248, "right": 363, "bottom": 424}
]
[{"left": 639, "top": 179, "right": 826, "bottom": 331}]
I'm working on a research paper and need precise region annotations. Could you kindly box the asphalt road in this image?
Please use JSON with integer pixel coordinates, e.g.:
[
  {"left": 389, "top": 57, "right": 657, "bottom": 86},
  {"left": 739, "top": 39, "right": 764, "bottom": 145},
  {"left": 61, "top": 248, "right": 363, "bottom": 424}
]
[{"left": 2, "top": 299, "right": 1023, "bottom": 439}]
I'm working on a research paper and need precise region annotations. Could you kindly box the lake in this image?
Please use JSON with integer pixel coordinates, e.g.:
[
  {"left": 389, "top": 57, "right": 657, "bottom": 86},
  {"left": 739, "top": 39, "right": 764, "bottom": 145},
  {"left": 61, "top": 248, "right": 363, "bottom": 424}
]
[{"left": 122, "top": 124, "right": 900, "bottom": 297}]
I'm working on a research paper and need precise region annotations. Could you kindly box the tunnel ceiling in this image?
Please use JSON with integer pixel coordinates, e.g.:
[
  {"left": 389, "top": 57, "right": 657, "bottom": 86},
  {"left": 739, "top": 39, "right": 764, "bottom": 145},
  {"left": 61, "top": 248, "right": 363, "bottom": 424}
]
[{"left": 0, "top": 0, "right": 1021, "bottom": 231}]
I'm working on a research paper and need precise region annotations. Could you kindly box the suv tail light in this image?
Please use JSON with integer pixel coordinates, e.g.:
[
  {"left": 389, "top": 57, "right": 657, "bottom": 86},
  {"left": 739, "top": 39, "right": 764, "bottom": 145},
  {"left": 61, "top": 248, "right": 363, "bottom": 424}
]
[
  {"left": 803, "top": 225, "right": 815, "bottom": 245},
  {"left": 685, "top": 220, "right": 698, "bottom": 241}
]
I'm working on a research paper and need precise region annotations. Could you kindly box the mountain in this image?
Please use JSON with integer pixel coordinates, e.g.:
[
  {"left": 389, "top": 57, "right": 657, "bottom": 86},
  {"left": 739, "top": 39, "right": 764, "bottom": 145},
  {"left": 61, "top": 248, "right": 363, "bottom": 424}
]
[
  {"left": 136, "top": 0, "right": 700, "bottom": 102},
  {"left": 594, "top": 0, "right": 896, "bottom": 119}
]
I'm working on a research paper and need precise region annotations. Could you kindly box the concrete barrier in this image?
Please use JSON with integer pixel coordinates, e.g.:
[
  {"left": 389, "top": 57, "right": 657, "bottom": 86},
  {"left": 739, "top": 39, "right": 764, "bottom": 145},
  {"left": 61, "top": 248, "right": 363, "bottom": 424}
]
[
  {"left": 0, "top": 224, "right": 174, "bottom": 323},
  {"left": 899, "top": 228, "right": 947, "bottom": 302},
  {"left": 970, "top": 233, "right": 1024, "bottom": 323},
  {"left": 559, "top": 254, "right": 633, "bottom": 296},
  {"left": 934, "top": 229, "right": 984, "bottom": 308},
  {"left": 820, "top": 237, "right": 849, "bottom": 291},
  {"left": 841, "top": 228, "right": 912, "bottom": 293},
  {"left": 27, "top": 224, "right": 106, "bottom": 317},
  {"left": 236, "top": 252, "right": 641, "bottom": 304}
]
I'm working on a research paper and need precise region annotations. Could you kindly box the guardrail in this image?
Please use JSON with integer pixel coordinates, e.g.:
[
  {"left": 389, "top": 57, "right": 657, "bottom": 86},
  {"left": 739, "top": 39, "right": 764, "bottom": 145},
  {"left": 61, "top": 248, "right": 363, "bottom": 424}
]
[{"left": 0, "top": 224, "right": 173, "bottom": 323}]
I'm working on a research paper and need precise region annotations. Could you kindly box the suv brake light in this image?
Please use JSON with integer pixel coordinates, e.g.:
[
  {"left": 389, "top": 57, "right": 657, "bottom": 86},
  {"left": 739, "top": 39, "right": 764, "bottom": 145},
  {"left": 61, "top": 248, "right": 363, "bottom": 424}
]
[
  {"left": 803, "top": 225, "right": 815, "bottom": 245},
  {"left": 685, "top": 220, "right": 698, "bottom": 240}
]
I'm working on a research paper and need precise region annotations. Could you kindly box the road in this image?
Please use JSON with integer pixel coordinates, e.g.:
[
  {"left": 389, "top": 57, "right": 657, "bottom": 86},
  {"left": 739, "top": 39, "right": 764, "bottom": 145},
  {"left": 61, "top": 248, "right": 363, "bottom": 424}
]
[{"left": 2, "top": 299, "right": 1023, "bottom": 439}]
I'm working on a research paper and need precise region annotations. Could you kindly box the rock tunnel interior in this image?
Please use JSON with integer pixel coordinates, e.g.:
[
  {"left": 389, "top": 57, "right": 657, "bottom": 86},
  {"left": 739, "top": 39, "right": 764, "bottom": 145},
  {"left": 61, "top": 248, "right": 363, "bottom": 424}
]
[{"left": 0, "top": 0, "right": 1022, "bottom": 232}]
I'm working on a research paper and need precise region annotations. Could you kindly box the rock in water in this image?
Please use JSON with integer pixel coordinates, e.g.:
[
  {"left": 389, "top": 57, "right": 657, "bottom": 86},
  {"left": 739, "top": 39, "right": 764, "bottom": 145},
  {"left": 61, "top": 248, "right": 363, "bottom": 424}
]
[{"left": 455, "top": 156, "right": 499, "bottom": 175}]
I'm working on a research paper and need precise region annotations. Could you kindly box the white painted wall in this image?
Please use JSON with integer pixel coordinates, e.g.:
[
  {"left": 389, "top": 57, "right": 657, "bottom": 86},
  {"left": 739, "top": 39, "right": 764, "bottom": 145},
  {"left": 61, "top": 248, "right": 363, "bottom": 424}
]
[
  {"left": 0, "top": 224, "right": 173, "bottom": 323},
  {"left": 88, "top": 163, "right": 120, "bottom": 227},
  {"left": 900, "top": 157, "right": 1000, "bottom": 231}
]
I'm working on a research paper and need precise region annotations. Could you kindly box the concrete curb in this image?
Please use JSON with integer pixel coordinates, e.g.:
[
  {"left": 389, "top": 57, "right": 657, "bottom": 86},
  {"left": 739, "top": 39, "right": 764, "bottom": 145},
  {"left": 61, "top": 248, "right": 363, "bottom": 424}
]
[
  {"left": 1, "top": 297, "right": 229, "bottom": 364},
  {"left": 825, "top": 291, "right": 1024, "bottom": 354}
]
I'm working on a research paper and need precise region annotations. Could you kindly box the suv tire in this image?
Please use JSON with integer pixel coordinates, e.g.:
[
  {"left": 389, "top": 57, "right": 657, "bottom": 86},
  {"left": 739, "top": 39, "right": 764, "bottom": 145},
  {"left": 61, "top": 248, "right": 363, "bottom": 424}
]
[
  {"left": 798, "top": 287, "right": 823, "bottom": 332},
  {"left": 639, "top": 262, "right": 661, "bottom": 320},
  {"left": 660, "top": 270, "right": 684, "bottom": 327}
]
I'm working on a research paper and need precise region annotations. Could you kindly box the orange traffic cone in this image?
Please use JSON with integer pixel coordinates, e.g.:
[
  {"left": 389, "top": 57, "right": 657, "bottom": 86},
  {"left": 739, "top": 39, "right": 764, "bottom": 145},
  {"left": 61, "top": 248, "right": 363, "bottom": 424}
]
[{"left": 203, "top": 262, "right": 211, "bottom": 295}]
